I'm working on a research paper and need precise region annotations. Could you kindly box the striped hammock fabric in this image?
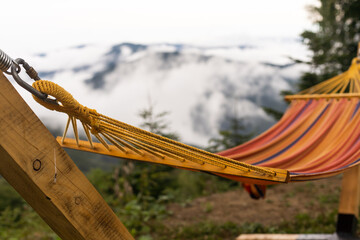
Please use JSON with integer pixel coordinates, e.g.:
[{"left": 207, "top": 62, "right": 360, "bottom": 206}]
[
  {"left": 218, "top": 57, "right": 360, "bottom": 183},
  {"left": 218, "top": 97, "right": 360, "bottom": 183},
  {"left": 216, "top": 56, "right": 360, "bottom": 198}
]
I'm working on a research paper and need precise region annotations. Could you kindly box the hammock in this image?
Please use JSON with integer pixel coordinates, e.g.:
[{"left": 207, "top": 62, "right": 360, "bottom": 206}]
[
  {"left": 2, "top": 48, "right": 360, "bottom": 198},
  {"left": 219, "top": 57, "right": 360, "bottom": 181}
]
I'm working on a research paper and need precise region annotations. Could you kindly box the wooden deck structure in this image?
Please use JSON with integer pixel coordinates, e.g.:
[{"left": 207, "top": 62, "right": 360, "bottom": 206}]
[{"left": 0, "top": 72, "right": 134, "bottom": 239}]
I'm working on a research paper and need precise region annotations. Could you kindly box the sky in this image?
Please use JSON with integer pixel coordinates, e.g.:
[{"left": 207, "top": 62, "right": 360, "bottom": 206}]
[
  {"left": 1, "top": 0, "right": 317, "bottom": 56},
  {"left": 1, "top": 0, "right": 319, "bottom": 146}
]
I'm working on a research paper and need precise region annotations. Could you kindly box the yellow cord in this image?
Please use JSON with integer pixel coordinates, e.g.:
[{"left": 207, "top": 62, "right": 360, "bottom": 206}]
[
  {"left": 31, "top": 55, "right": 360, "bottom": 177},
  {"left": 32, "top": 80, "right": 276, "bottom": 177},
  {"left": 289, "top": 57, "right": 360, "bottom": 100}
]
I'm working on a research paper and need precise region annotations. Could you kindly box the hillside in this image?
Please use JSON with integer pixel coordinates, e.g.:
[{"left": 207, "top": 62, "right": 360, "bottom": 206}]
[{"left": 155, "top": 176, "right": 343, "bottom": 240}]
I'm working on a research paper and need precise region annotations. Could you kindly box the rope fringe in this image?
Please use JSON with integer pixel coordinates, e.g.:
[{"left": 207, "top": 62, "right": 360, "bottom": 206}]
[{"left": 32, "top": 80, "right": 276, "bottom": 177}]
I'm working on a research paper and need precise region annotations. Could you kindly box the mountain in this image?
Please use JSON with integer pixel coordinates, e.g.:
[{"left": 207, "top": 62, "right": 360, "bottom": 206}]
[{"left": 19, "top": 40, "right": 309, "bottom": 147}]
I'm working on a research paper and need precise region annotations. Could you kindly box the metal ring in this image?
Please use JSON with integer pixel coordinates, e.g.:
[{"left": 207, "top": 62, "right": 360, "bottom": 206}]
[
  {"left": 11, "top": 60, "right": 48, "bottom": 100},
  {"left": 8, "top": 58, "right": 59, "bottom": 106}
]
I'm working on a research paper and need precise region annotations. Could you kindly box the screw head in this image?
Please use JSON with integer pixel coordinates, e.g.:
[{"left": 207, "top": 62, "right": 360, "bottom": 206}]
[
  {"left": 33, "top": 159, "right": 41, "bottom": 171},
  {"left": 75, "top": 197, "right": 81, "bottom": 205}
]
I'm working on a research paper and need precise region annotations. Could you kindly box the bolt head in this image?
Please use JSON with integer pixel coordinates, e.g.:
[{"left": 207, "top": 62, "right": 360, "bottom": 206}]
[{"left": 33, "top": 159, "right": 41, "bottom": 171}]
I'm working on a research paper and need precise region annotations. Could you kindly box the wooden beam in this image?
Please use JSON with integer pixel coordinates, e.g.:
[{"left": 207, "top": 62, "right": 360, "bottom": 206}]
[
  {"left": 338, "top": 166, "right": 360, "bottom": 217},
  {"left": 237, "top": 234, "right": 334, "bottom": 240},
  {"left": 336, "top": 165, "right": 360, "bottom": 236},
  {"left": 0, "top": 72, "right": 134, "bottom": 240},
  {"left": 237, "top": 234, "right": 299, "bottom": 240}
]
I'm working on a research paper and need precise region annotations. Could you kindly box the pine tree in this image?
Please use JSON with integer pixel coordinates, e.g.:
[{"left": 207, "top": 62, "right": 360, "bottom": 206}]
[
  {"left": 138, "top": 104, "right": 179, "bottom": 141},
  {"left": 299, "top": 0, "right": 360, "bottom": 90},
  {"left": 112, "top": 103, "right": 180, "bottom": 202},
  {"left": 207, "top": 117, "right": 253, "bottom": 152}
]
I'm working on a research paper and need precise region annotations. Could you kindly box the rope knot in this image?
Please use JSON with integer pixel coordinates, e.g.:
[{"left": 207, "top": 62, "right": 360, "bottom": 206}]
[
  {"left": 89, "top": 116, "right": 100, "bottom": 134},
  {"left": 78, "top": 105, "right": 90, "bottom": 117},
  {"left": 88, "top": 109, "right": 100, "bottom": 134},
  {"left": 32, "top": 80, "right": 103, "bottom": 134}
]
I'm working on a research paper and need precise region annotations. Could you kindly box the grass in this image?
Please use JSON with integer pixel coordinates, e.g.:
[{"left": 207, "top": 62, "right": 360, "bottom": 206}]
[
  {"left": 0, "top": 204, "right": 342, "bottom": 240},
  {"left": 0, "top": 168, "right": 350, "bottom": 240},
  {"left": 150, "top": 210, "right": 340, "bottom": 240}
]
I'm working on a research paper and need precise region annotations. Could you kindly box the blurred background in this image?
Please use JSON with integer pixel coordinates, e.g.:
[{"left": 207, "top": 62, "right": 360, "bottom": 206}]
[
  {"left": 2, "top": 0, "right": 315, "bottom": 147},
  {"left": 1, "top": 0, "right": 360, "bottom": 239}
]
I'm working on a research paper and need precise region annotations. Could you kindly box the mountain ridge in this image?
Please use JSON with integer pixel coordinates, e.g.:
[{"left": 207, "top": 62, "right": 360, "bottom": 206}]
[{"left": 23, "top": 41, "right": 308, "bottom": 147}]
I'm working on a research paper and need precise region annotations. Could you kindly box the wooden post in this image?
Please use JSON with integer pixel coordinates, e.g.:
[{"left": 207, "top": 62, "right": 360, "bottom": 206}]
[
  {"left": 0, "top": 72, "right": 134, "bottom": 239},
  {"left": 337, "top": 42, "right": 360, "bottom": 237},
  {"left": 336, "top": 165, "right": 360, "bottom": 237}
]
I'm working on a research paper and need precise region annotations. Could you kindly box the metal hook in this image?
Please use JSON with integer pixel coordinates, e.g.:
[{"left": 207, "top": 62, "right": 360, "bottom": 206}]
[
  {"left": 11, "top": 59, "right": 47, "bottom": 100},
  {"left": 10, "top": 59, "right": 58, "bottom": 105},
  {"left": 0, "top": 49, "right": 58, "bottom": 105}
]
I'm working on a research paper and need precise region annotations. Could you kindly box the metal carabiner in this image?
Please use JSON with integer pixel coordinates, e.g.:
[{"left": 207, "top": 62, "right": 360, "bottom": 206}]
[
  {"left": 11, "top": 58, "right": 48, "bottom": 100},
  {"left": 0, "top": 49, "right": 58, "bottom": 105},
  {"left": 10, "top": 58, "right": 58, "bottom": 105}
]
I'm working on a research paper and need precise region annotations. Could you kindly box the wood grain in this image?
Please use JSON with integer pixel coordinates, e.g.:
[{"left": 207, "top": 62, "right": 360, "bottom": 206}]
[
  {"left": 338, "top": 165, "right": 360, "bottom": 217},
  {"left": 0, "top": 72, "right": 134, "bottom": 240}
]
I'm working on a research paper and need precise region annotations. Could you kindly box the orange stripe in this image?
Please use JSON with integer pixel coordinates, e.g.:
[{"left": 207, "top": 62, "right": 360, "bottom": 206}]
[{"left": 219, "top": 98, "right": 360, "bottom": 183}]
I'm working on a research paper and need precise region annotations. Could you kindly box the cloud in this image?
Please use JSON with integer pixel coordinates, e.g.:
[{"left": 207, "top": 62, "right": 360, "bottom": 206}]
[{"left": 17, "top": 40, "right": 308, "bottom": 147}]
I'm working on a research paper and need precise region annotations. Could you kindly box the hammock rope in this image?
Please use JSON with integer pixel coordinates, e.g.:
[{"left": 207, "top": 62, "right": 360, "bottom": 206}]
[
  {"left": 285, "top": 57, "right": 360, "bottom": 100},
  {"left": 31, "top": 80, "right": 278, "bottom": 177}
]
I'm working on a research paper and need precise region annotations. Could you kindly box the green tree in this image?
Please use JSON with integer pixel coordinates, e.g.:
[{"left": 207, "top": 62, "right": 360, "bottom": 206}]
[
  {"left": 207, "top": 117, "right": 253, "bottom": 152},
  {"left": 299, "top": 0, "right": 360, "bottom": 90},
  {"left": 139, "top": 104, "right": 179, "bottom": 141},
  {"left": 110, "top": 103, "right": 181, "bottom": 203},
  {"left": 262, "top": 106, "right": 283, "bottom": 121},
  {"left": 134, "top": 103, "right": 180, "bottom": 197}
]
